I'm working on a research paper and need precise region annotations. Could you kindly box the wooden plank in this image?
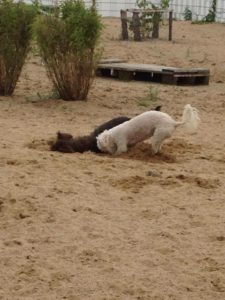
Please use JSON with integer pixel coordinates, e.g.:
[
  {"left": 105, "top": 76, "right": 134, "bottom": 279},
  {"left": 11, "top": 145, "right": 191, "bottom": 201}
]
[
  {"left": 162, "top": 74, "right": 177, "bottom": 85},
  {"left": 118, "top": 70, "right": 134, "bottom": 81},
  {"left": 171, "top": 69, "right": 210, "bottom": 74},
  {"left": 127, "top": 9, "right": 165, "bottom": 13},
  {"left": 174, "top": 74, "right": 209, "bottom": 78},
  {"left": 98, "top": 63, "right": 177, "bottom": 73},
  {"left": 162, "top": 68, "right": 210, "bottom": 74},
  {"left": 201, "top": 77, "right": 210, "bottom": 85},
  {"left": 100, "top": 59, "right": 128, "bottom": 64}
]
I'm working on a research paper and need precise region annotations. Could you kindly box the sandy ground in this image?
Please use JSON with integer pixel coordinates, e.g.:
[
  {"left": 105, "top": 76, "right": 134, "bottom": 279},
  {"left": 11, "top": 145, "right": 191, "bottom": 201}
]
[{"left": 0, "top": 19, "right": 225, "bottom": 300}]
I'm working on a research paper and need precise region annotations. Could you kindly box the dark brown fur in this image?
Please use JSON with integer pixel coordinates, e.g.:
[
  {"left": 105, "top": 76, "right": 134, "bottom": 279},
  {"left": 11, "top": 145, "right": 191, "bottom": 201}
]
[
  {"left": 154, "top": 105, "right": 162, "bottom": 111},
  {"left": 51, "top": 134, "right": 97, "bottom": 153},
  {"left": 57, "top": 132, "right": 73, "bottom": 140}
]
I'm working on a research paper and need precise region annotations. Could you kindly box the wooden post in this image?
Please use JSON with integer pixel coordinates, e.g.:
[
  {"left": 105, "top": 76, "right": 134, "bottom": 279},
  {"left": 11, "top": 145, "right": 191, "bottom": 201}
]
[
  {"left": 92, "top": 0, "right": 96, "bottom": 8},
  {"left": 120, "top": 10, "right": 128, "bottom": 40},
  {"left": 152, "top": 12, "right": 160, "bottom": 39},
  {"left": 132, "top": 11, "right": 141, "bottom": 41},
  {"left": 169, "top": 10, "right": 173, "bottom": 41}
]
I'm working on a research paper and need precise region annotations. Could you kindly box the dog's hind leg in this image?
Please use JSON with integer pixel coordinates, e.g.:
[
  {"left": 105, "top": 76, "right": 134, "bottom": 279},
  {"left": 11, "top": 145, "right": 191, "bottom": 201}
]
[{"left": 151, "top": 127, "right": 173, "bottom": 154}]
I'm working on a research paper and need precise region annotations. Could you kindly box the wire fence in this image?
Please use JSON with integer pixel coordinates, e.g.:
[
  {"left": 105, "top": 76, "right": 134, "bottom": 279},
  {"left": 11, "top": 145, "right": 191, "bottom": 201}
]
[
  {"left": 36, "top": 0, "right": 225, "bottom": 22},
  {"left": 216, "top": 0, "right": 225, "bottom": 21},
  {"left": 170, "top": 0, "right": 225, "bottom": 21}
]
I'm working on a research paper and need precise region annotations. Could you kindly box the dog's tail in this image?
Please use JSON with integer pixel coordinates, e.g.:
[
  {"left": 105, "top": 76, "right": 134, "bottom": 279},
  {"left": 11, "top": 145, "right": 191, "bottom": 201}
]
[{"left": 176, "top": 104, "right": 200, "bottom": 132}]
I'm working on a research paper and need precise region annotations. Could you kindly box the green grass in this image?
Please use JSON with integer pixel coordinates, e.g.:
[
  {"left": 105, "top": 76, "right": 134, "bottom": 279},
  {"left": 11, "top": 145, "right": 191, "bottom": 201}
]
[
  {"left": 25, "top": 89, "right": 60, "bottom": 103},
  {"left": 138, "top": 86, "right": 159, "bottom": 107}
]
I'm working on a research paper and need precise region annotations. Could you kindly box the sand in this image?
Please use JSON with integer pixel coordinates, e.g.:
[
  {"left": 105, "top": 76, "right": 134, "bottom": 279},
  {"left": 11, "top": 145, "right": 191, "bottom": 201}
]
[{"left": 0, "top": 19, "right": 225, "bottom": 300}]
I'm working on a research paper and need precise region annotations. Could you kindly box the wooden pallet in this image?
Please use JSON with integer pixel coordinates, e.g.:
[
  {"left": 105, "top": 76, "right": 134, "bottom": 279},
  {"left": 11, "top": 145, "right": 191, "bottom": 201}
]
[{"left": 96, "top": 62, "right": 210, "bottom": 85}]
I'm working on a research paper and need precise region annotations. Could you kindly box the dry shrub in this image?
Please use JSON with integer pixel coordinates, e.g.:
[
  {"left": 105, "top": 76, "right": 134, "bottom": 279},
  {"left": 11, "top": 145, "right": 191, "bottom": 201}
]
[
  {"left": 0, "top": 0, "right": 37, "bottom": 95},
  {"left": 35, "top": 0, "right": 102, "bottom": 101}
]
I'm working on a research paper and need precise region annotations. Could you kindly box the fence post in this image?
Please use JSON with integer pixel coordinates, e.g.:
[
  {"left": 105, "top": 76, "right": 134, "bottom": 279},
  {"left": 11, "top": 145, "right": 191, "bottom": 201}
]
[
  {"left": 169, "top": 10, "right": 173, "bottom": 41},
  {"left": 152, "top": 12, "right": 160, "bottom": 39},
  {"left": 132, "top": 11, "right": 141, "bottom": 41},
  {"left": 120, "top": 10, "right": 128, "bottom": 40},
  {"left": 91, "top": 0, "right": 96, "bottom": 9}
]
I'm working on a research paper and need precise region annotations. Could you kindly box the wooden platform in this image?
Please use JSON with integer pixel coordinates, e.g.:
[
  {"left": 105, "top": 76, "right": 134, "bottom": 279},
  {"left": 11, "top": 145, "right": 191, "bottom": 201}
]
[{"left": 96, "top": 62, "right": 210, "bottom": 85}]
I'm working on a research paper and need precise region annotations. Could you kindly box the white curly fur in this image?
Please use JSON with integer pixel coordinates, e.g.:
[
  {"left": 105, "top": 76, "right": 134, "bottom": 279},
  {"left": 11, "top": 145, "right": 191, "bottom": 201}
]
[{"left": 96, "top": 104, "right": 200, "bottom": 155}]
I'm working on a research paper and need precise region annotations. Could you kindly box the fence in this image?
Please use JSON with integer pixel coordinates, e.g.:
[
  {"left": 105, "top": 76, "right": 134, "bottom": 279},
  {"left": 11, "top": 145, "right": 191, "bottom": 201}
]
[
  {"left": 170, "top": 0, "right": 225, "bottom": 21},
  {"left": 36, "top": 1, "right": 225, "bottom": 22},
  {"left": 216, "top": 0, "right": 225, "bottom": 21}
]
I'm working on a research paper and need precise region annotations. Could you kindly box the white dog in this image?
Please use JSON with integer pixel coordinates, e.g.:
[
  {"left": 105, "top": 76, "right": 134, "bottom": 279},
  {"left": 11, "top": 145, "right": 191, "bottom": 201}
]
[{"left": 96, "top": 104, "right": 200, "bottom": 155}]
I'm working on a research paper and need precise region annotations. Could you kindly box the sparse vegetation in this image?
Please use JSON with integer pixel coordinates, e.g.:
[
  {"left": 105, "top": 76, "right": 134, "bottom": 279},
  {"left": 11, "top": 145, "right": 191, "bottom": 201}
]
[
  {"left": 0, "top": 0, "right": 37, "bottom": 95},
  {"left": 185, "top": 47, "right": 191, "bottom": 58},
  {"left": 184, "top": 7, "right": 192, "bottom": 21},
  {"left": 25, "top": 89, "right": 60, "bottom": 103},
  {"left": 204, "top": 0, "right": 217, "bottom": 22},
  {"left": 138, "top": 86, "right": 159, "bottom": 107},
  {"left": 191, "top": 0, "right": 217, "bottom": 24},
  {"left": 34, "top": 0, "right": 102, "bottom": 101},
  {"left": 129, "top": 0, "right": 170, "bottom": 40}
]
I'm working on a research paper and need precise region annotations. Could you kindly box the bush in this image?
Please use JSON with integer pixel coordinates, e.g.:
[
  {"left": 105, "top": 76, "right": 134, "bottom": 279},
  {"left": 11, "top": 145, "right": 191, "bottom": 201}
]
[
  {"left": 0, "top": 0, "right": 37, "bottom": 95},
  {"left": 35, "top": 0, "right": 102, "bottom": 101},
  {"left": 184, "top": 7, "right": 192, "bottom": 21}
]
